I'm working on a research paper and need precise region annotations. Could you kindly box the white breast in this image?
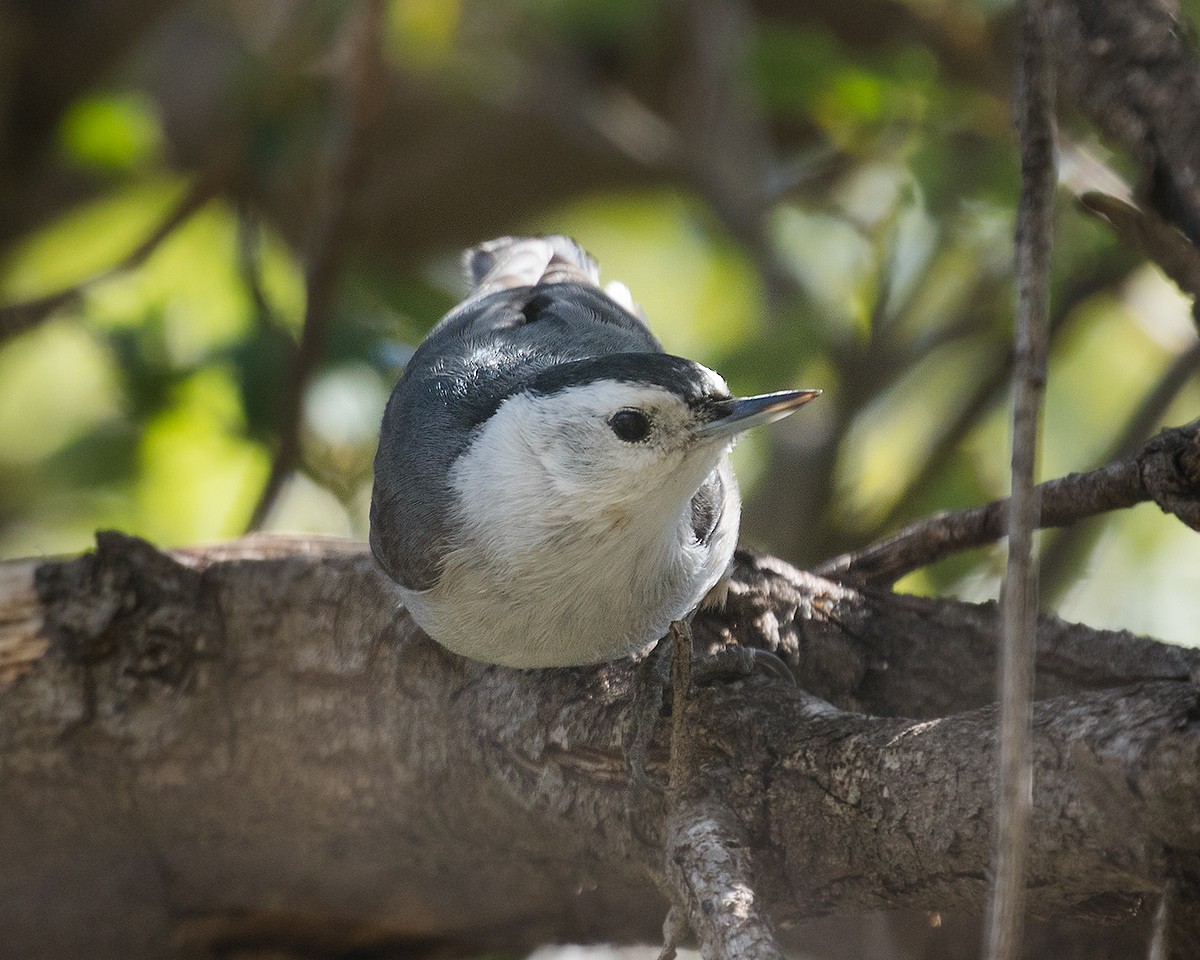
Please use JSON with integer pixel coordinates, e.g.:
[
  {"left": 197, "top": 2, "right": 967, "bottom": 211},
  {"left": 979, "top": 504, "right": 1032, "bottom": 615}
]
[{"left": 399, "top": 391, "right": 740, "bottom": 667}]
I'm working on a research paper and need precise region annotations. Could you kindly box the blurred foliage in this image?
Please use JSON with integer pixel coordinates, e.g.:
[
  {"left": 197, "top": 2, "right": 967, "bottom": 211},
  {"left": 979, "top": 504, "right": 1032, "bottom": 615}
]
[
  {"left": 0, "top": 0, "right": 1197, "bottom": 648},
  {"left": 58, "top": 92, "right": 165, "bottom": 175}
]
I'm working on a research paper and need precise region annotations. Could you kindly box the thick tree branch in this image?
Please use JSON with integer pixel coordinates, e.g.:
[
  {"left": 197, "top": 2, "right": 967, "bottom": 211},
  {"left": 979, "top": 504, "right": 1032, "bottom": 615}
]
[
  {"left": 0, "top": 558, "right": 43, "bottom": 688},
  {"left": 816, "top": 419, "right": 1200, "bottom": 585},
  {"left": 2, "top": 534, "right": 1199, "bottom": 960}
]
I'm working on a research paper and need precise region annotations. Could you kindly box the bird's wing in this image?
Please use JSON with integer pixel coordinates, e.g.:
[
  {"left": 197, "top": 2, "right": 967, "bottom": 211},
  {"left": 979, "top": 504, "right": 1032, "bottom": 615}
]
[{"left": 689, "top": 468, "right": 729, "bottom": 545}]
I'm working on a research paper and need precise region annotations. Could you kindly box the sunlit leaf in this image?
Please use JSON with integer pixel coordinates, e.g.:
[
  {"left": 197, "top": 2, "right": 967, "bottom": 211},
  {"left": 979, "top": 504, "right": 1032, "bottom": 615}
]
[
  {"left": 771, "top": 206, "right": 873, "bottom": 328},
  {"left": 834, "top": 337, "right": 997, "bottom": 528},
  {"left": 1043, "top": 287, "right": 1174, "bottom": 478},
  {"left": 385, "top": 0, "right": 461, "bottom": 69},
  {"left": 302, "top": 362, "right": 390, "bottom": 497},
  {"left": 261, "top": 472, "right": 353, "bottom": 536},
  {"left": 0, "top": 178, "right": 188, "bottom": 300},
  {"left": 1057, "top": 513, "right": 1200, "bottom": 648},
  {"left": 58, "top": 92, "right": 163, "bottom": 173},
  {"left": 0, "top": 320, "right": 123, "bottom": 464},
  {"left": 85, "top": 201, "right": 304, "bottom": 364},
  {"left": 135, "top": 368, "right": 269, "bottom": 545}
]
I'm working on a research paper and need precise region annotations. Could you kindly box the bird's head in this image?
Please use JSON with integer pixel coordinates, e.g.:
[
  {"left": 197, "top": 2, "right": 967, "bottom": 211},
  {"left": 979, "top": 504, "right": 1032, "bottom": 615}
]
[{"left": 449, "top": 353, "right": 820, "bottom": 531}]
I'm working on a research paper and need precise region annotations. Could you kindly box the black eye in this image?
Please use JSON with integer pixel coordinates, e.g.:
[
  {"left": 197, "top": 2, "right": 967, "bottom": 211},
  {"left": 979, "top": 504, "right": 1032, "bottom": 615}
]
[{"left": 609, "top": 409, "right": 652, "bottom": 443}]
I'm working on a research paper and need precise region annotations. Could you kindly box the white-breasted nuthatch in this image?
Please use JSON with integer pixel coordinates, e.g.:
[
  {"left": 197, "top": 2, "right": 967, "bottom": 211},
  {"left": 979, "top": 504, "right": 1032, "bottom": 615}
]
[{"left": 370, "top": 236, "right": 819, "bottom": 668}]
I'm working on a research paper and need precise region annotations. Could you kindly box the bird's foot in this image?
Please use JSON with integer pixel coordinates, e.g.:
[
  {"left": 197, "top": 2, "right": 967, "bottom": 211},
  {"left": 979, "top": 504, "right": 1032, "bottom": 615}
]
[
  {"left": 691, "top": 645, "right": 796, "bottom": 687},
  {"left": 623, "top": 635, "right": 673, "bottom": 794},
  {"left": 623, "top": 636, "right": 794, "bottom": 793}
]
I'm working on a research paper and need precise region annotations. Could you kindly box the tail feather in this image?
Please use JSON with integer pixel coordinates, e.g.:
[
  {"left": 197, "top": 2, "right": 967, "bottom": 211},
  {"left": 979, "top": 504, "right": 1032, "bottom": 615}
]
[{"left": 463, "top": 235, "right": 642, "bottom": 317}]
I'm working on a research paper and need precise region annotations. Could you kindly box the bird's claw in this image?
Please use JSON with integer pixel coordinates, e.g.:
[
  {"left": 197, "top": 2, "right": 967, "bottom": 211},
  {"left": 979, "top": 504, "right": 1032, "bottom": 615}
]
[
  {"left": 691, "top": 645, "right": 796, "bottom": 687},
  {"left": 623, "top": 638, "right": 794, "bottom": 791}
]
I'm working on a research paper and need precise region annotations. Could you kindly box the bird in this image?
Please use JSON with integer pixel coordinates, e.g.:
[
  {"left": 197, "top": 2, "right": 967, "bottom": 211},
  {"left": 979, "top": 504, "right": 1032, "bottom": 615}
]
[{"left": 370, "top": 236, "right": 819, "bottom": 669}]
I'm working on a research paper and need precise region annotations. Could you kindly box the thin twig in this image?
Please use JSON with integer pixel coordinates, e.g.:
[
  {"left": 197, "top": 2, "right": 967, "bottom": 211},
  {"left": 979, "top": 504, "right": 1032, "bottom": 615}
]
[
  {"left": 1040, "top": 339, "right": 1200, "bottom": 599},
  {"left": 0, "top": 174, "right": 222, "bottom": 344},
  {"left": 869, "top": 261, "right": 1127, "bottom": 538},
  {"left": 984, "top": 2, "right": 1055, "bottom": 957},
  {"left": 236, "top": 203, "right": 276, "bottom": 331},
  {"left": 815, "top": 419, "right": 1200, "bottom": 583},
  {"left": 1147, "top": 880, "right": 1174, "bottom": 960},
  {"left": 247, "top": 0, "right": 385, "bottom": 530},
  {"left": 1079, "top": 192, "right": 1200, "bottom": 303},
  {"left": 656, "top": 907, "right": 684, "bottom": 960},
  {"left": 667, "top": 619, "right": 695, "bottom": 799}
]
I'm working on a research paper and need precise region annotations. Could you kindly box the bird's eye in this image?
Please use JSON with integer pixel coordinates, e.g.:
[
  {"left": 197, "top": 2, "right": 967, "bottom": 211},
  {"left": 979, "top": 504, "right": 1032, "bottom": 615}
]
[{"left": 609, "top": 409, "right": 652, "bottom": 443}]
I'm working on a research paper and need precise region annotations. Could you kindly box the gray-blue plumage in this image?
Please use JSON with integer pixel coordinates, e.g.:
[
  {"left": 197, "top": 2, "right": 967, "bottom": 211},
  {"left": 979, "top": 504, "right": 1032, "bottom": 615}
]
[
  {"left": 369, "top": 236, "right": 816, "bottom": 667},
  {"left": 371, "top": 277, "right": 731, "bottom": 593}
]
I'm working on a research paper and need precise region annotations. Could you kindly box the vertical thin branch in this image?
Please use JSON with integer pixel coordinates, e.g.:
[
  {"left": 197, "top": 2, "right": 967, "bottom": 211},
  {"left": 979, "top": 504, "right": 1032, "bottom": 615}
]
[
  {"left": 247, "top": 0, "right": 386, "bottom": 530},
  {"left": 667, "top": 619, "right": 696, "bottom": 798},
  {"left": 1147, "top": 880, "right": 1174, "bottom": 960},
  {"left": 983, "top": 0, "right": 1055, "bottom": 958},
  {"left": 660, "top": 619, "right": 786, "bottom": 960}
]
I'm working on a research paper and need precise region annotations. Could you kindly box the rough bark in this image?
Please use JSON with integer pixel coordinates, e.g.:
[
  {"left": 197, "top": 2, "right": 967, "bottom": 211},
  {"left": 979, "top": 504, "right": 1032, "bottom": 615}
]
[{"left": 2, "top": 533, "right": 1198, "bottom": 959}]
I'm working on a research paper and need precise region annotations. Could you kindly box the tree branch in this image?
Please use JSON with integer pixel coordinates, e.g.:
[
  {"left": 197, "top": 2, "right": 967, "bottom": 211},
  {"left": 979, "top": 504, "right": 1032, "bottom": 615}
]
[
  {"left": 1079, "top": 191, "right": 1200, "bottom": 309},
  {"left": 815, "top": 418, "right": 1200, "bottom": 585},
  {"left": 2, "top": 534, "right": 1199, "bottom": 959},
  {"left": 663, "top": 800, "right": 785, "bottom": 960},
  {"left": 985, "top": 0, "right": 1056, "bottom": 953},
  {"left": 1039, "top": 339, "right": 1200, "bottom": 600},
  {"left": 1048, "top": 0, "right": 1200, "bottom": 245}
]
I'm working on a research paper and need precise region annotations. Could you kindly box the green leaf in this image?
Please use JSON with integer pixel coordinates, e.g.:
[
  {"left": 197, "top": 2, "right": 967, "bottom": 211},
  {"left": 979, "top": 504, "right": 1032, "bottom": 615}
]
[
  {"left": 0, "top": 320, "right": 123, "bottom": 465},
  {"left": 58, "top": 92, "right": 163, "bottom": 173},
  {"left": 0, "top": 178, "right": 188, "bottom": 301},
  {"left": 135, "top": 368, "right": 269, "bottom": 545}
]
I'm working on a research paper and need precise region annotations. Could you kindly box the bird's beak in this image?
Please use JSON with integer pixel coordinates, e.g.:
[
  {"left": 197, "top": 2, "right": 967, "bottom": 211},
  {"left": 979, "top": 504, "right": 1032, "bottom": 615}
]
[{"left": 694, "top": 388, "right": 822, "bottom": 442}]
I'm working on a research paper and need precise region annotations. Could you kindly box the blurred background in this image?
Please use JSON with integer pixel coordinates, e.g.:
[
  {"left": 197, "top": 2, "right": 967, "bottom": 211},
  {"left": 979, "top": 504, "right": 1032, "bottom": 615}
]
[{"left": 0, "top": 0, "right": 1196, "bottom": 646}]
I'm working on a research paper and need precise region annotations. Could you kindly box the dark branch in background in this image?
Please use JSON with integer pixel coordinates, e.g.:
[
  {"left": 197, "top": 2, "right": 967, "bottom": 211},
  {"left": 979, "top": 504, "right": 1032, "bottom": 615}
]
[
  {"left": 235, "top": 203, "right": 276, "bottom": 332},
  {"left": 984, "top": 1, "right": 1055, "bottom": 956},
  {"left": 246, "top": 0, "right": 385, "bottom": 531},
  {"left": 816, "top": 419, "right": 1200, "bottom": 585},
  {"left": 1080, "top": 191, "right": 1200, "bottom": 308},
  {"left": 671, "top": 0, "right": 792, "bottom": 301},
  {"left": 0, "top": 173, "right": 221, "bottom": 344},
  {"left": 869, "top": 260, "right": 1126, "bottom": 540},
  {"left": 1048, "top": 0, "right": 1200, "bottom": 246}
]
